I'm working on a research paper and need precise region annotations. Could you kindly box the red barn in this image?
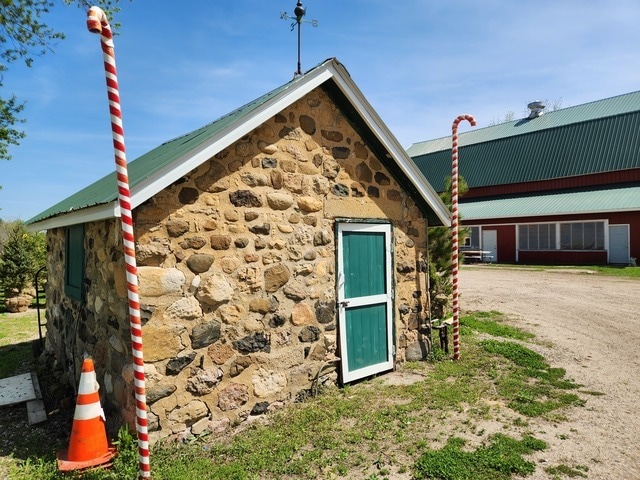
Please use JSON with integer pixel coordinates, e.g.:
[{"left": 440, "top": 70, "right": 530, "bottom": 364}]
[{"left": 408, "top": 93, "right": 640, "bottom": 265}]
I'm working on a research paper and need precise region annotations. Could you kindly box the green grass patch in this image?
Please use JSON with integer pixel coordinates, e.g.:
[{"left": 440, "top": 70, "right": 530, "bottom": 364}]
[
  {"left": 479, "top": 339, "right": 583, "bottom": 417},
  {"left": 0, "top": 312, "right": 39, "bottom": 347},
  {"left": 544, "top": 463, "right": 589, "bottom": 478},
  {"left": 0, "top": 312, "right": 40, "bottom": 378},
  {"left": 461, "top": 311, "right": 535, "bottom": 340},
  {"left": 413, "top": 434, "right": 547, "bottom": 480}
]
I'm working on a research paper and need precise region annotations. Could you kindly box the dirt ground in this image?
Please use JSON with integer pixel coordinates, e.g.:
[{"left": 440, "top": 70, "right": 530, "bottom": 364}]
[{"left": 460, "top": 266, "right": 640, "bottom": 480}]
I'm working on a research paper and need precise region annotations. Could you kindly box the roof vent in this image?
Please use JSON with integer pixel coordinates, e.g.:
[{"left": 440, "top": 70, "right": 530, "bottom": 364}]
[{"left": 527, "top": 100, "right": 545, "bottom": 119}]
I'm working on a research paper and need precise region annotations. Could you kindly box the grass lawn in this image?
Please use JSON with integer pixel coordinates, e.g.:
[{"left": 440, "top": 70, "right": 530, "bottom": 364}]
[{"left": 1, "top": 310, "right": 590, "bottom": 480}]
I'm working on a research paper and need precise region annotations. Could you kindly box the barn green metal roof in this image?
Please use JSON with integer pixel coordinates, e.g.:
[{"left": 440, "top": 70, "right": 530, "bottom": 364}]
[
  {"left": 461, "top": 184, "right": 640, "bottom": 220},
  {"left": 408, "top": 91, "right": 640, "bottom": 192}
]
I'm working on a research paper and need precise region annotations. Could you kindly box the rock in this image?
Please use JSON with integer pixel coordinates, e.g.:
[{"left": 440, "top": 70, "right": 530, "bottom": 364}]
[
  {"left": 298, "top": 326, "right": 320, "bottom": 343},
  {"left": 166, "top": 352, "right": 197, "bottom": 375},
  {"left": 297, "top": 196, "right": 323, "bottom": 212},
  {"left": 235, "top": 140, "right": 256, "bottom": 158},
  {"left": 233, "top": 332, "right": 270, "bottom": 354},
  {"left": 355, "top": 162, "right": 373, "bottom": 183},
  {"left": 315, "top": 300, "right": 335, "bottom": 324},
  {"left": 396, "top": 261, "right": 416, "bottom": 274},
  {"left": 283, "top": 283, "right": 307, "bottom": 301},
  {"left": 220, "top": 257, "right": 241, "bottom": 274},
  {"left": 331, "top": 183, "right": 350, "bottom": 197},
  {"left": 210, "top": 235, "right": 232, "bottom": 250},
  {"left": 240, "top": 172, "right": 269, "bottom": 187},
  {"left": 321, "top": 130, "right": 343, "bottom": 142},
  {"left": 186, "top": 367, "right": 223, "bottom": 395},
  {"left": 147, "top": 384, "right": 177, "bottom": 404},
  {"left": 194, "top": 161, "right": 226, "bottom": 192},
  {"left": 143, "top": 323, "right": 184, "bottom": 362},
  {"left": 166, "top": 219, "right": 190, "bottom": 237},
  {"left": 268, "top": 314, "right": 286, "bottom": 328},
  {"left": 291, "top": 303, "right": 316, "bottom": 326},
  {"left": 266, "top": 192, "right": 294, "bottom": 210},
  {"left": 299, "top": 115, "right": 316, "bottom": 135},
  {"left": 229, "top": 356, "right": 252, "bottom": 377},
  {"left": 137, "top": 267, "right": 185, "bottom": 297},
  {"left": 218, "top": 303, "right": 246, "bottom": 324},
  {"left": 313, "top": 230, "right": 332, "bottom": 246},
  {"left": 207, "top": 343, "right": 235, "bottom": 365},
  {"left": 136, "top": 241, "right": 171, "bottom": 266},
  {"left": 235, "top": 237, "right": 250, "bottom": 248},
  {"left": 322, "top": 159, "right": 340, "bottom": 179},
  {"left": 249, "top": 223, "right": 271, "bottom": 235},
  {"left": 264, "top": 264, "right": 290, "bottom": 292},
  {"left": 332, "top": 147, "right": 350, "bottom": 159},
  {"left": 249, "top": 298, "right": 272, "bottom": 314},
  {"left": 405, "top": 340, "right": 429, "bottom": 361},
  {"left": 196, "top": 274, "right": 234, "bottom": 306},
  {"left": 190, "top": 320, "right": 222, "bottom": 349},
  {"left": 252, "top": 369, "right": 287, "bottom": 398},
  {"left": 229, "top": 190, "right": 262, "bottom": 208},
  {"left": 168, "top": 400, "right": 208, "bottom": 426},
  {"left": 181, "top": 236, "right": 207, "bottom": 250},
  {"left": 251, "top": 401, "right": 270, "bottom": 415},
  {"left": 178, "top": 187, "right": 199, "bottom": 205},
  {"left": 354, "top": 141, "right": 368, "bottom": 159},
  {"left": 218, "top": 383, "right": 249, "bottom": 411},
  {"left": 374, "top": 171, "right": 391, "bottom": 185},
  {"left": 186, "top": 254, "right": 215, "bottom": 273},
  {"left": 271, "top": 170, "right": 283, "bottom": 189}
]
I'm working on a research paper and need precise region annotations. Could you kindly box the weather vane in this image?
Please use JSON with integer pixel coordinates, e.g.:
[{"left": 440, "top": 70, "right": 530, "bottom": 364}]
[{"left": 281, "top": 1, "right": 318, "bottom": 77}]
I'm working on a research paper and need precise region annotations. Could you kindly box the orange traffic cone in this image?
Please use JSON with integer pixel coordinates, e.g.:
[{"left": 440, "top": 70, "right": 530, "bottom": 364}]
[{"left": 57, "top": 358, "right": 116, "bottom": 472}]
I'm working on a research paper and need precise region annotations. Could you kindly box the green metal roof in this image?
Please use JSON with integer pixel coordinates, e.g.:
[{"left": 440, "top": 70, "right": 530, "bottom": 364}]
[
  {"left": 27, "top": 58, "right": 451, "bottom": 229},
  {"left": 408, "top": 91, "right": 640, "bottom": 192},
  {"left": 27, "top": 74, "right": 300, "bottom": 225},
  {"left": 461, "top": 184, "right": 640, "bottom": 220}
]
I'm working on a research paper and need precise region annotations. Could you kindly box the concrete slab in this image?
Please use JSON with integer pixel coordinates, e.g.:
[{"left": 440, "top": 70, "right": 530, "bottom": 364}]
[
  {"left": 0, "top": 373, "right": 37, "bottom": 406},
  {"left": 0, "top": 372, "right": 47, "bottom": 424}
]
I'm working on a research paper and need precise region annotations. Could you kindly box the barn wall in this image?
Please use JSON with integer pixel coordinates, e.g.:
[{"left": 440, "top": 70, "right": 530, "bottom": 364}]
[
  {"left": 43, "top": 86, "right": 431, "bottom": 441},
  {"left": 465, "top": 210, "right": 640, "bottom": 265}
]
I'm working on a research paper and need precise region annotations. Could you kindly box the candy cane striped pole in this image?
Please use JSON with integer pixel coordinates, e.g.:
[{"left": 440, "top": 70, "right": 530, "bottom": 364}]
[
  {"left": 86, "top": 7, "right": 150, "bottom": 478},
  {"left": 451, "top": 114, "right": 476, "bottom": 361}
]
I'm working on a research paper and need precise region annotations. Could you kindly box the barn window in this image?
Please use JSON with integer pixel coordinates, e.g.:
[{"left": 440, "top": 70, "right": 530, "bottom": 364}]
[
  {"left": 559, "top": 221, "right": 604, "bottom": 250},
  {"left": 518, "top": 223, "right": 556, "bottom": 250},
  {"left": 65, "top": 224, "right": 85, "bottom": 300}
]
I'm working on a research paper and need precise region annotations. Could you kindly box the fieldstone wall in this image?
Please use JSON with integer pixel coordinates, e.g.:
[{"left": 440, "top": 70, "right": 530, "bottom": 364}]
[{"left": 43, "top": 86, "right": 431, "bottom": 440}]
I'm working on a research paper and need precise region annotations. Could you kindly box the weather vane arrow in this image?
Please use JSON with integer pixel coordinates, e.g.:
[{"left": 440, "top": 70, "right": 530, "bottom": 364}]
[{"left": 281, "top": 1, "right": 318, "bottom": 77}]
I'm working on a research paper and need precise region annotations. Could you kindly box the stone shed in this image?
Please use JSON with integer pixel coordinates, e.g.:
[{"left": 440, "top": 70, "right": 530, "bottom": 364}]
[{"left": 27, "top": 58, "right": 450, "bottom": 440}]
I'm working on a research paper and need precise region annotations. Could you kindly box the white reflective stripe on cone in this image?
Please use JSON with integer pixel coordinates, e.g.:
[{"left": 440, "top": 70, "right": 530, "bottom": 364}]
[{"left": 74, "top": 403, "right": 104, "bottom": 421}]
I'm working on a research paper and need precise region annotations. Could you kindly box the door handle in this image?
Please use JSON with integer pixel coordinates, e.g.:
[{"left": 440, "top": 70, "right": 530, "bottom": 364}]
[{"left": 337, "top": 300, "right": 350, "bottom": 308}]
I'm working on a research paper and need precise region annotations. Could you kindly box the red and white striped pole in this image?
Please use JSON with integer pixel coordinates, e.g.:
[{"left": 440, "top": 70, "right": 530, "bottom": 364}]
[
  {"left": 86, "top": 7, "right": 150, "bottom": 478},
  {"left": 451, "top": 114, "right": 476, "bottom": 360}
]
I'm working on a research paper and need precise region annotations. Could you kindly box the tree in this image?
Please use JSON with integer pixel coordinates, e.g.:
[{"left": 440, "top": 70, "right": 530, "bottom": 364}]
[
  {"left": 427, "top": 176, "right": 469, "bottom": 319},
  {"left": 0, "top": 0, "right": 126, "bottom": 161},
  {"left": 0, "top": 221, "right": 46, "bottom": 297}
]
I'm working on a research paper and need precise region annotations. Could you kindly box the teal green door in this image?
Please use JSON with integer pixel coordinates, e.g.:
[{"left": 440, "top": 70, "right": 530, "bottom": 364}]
[{"left": 337, "top": 223, "right": 393, "bottom": 383}]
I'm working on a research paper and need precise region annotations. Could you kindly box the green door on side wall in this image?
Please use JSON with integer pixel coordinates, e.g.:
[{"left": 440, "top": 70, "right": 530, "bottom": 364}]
[{"left": 337, "top": 222, "right": 394, "bottom": 383}]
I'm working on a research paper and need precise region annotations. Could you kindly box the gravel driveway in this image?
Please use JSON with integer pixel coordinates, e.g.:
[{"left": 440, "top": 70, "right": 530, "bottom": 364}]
[{"left": 460, "top": 266, "right": 640, "bottom": 480}]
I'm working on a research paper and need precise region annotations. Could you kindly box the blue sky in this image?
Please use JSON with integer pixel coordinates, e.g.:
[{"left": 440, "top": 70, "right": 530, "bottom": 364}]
[{"left": 2, "top": 0, "right": 640, "bottom": 221}]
